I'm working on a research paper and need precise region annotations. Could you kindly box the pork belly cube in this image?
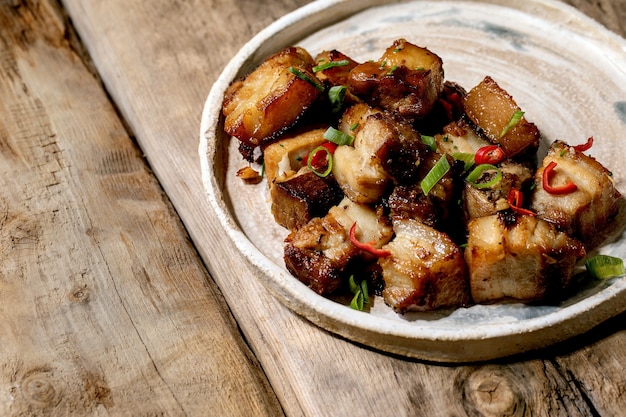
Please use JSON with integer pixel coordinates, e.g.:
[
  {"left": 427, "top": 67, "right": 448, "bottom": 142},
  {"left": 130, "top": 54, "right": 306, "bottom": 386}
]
[
  {"left": 313, "top": 49, "right": 359, "bottom": 88},
  {"left": 530, "top": 140, "right": 621, "bottom": 246},
  {"left": 332, "top": 113, "right": 394, "bottom": 203},
  {"left": 463, "top": 76, "right": 540, "bottom": 158},
  {"left": 271, "top": 169, "right": 343, "bottom": 230},
  {"left": 463, "top": 160, "right": 534, "bottom": 220},
  {"left": 337, "top": 103, "right": 381, "bottom": 137},
  {"left": 263, "top": 128, "right": 328, "bottom": 187},
  {"left": 435, "top": 119, "right": 491, "bottom": 155},
  {"left": 465, "top": 213, "right": 586, "bottom": 304},
  {"left": 387, "top": 153, "right": 461, "bottom": 231},
  {"left": 378, "top": 218, "right": 469, "bottom": 313},
  {"left": 284, "top": 197, "right": 393, "bottom": 295},
  {"left": 348, "top": 38, "right": 444, "bottom": 122},
  {"left": 222, "top": 46, "right": 322, "bottom": 148}
]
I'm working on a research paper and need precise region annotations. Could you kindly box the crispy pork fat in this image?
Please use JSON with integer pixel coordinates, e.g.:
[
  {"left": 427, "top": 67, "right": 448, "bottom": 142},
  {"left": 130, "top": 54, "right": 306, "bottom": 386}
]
[
  {"left": 379, "top": 218, "right": 469, "bottom": 313},
  {"left": 284, "top": 197, "right": 393, "bottom": 295},
  {"left": 222, "top": 46, "right": 322, "bottom": 149},
  {"left": 463, "top": 76, "right": 540, "bottom": 158},
  {"left": 465, "top": 213, "right": 586, "bottom": 304},
  {"left": 348, "top": 39, "right": 444, "bottom": 122},
  {"left": 531, "top": 140, "right": 621, "bottom": 246}
]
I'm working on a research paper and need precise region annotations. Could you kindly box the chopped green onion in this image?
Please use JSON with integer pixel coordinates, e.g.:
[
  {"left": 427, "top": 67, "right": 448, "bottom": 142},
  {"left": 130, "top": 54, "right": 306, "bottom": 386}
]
[
  {"left": 328, "top": 85, "right": 347, "bottom": 113},
  {"left": 585, "top": 255, "right": 625, "bottom": 280},
  {"left": 452, "top": 152, "right": 475, "bottom": 171},
  {"left": 312, "top": 59, "right": 350, "bottom": 72},
  {"left": 349, "top": 275, "right": 369, "bottom": 311},
  {"left": 421, "top": 155, "right": 450, "bottom": 196},
  {"left": 350, "top": 122, "right": 359, "bottom": 131},
  {"left": 420, "top": 135, "right": 437, "bottom": 152},
  {"left": 499, "top": 110, "right": 525, "bottom": 138},
  {"left": 466, "top": 164, "right": 502, "bottom": 189},
  {"left": 288, "top": 67, "right": 324, "bottom": 91},
  {"left": 323, "top": 126, "right": 354, "bottom": 146},
  {"left": 306, "top": 146, "right": 333, "bottom": 177}
]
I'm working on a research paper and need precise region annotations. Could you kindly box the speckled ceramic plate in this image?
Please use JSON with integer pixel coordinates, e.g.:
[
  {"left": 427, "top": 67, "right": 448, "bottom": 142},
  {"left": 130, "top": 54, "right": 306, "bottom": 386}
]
[{"left": 200, "top": 0, "right": 626, "bottom": 362}]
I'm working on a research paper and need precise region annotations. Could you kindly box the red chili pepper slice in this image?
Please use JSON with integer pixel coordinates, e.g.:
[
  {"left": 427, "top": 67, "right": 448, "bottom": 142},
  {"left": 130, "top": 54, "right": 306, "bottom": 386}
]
[
  {"left": 475, "top": 145, "right": 506, "bottom": 165},
  {"left": 542, "top": 161, "right": 578, "bottom": 195},
  {"left": 349, "top": 222, "right": 391, "bottom": 258},
  {"left": 573, "top": 136, "right": 594, "bottom": 152},
  {"left": 306, "top": 141, "right": 337, "bottom": 169},
  {"left": 507, "top": 188, "right": 536, "bottom": 216}
]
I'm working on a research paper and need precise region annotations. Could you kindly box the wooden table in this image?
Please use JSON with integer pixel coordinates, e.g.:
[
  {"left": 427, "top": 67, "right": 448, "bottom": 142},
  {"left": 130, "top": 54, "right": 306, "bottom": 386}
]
[{"left": 1, "top": 0, "right": 625, "bottom": 415}]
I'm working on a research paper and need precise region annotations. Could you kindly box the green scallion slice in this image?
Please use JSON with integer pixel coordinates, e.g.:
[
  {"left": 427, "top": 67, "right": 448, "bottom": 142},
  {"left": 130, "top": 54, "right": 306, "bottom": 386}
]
[
  {"left": 328, "top": 85, "right": 347, "bottom": 114},
  {"left": 421, "top": 155, "right": 450, "bottom": 196},
  {"left": 499, "top": 110, "right": 525, "bottom": 138},
  {"left": 585, "top": 255, "right": 625, "bottom": 280},
  {"left": 466, "top": 164, "right": 502, "bottom": 189},
  {"left": 312, "top": 59, "right": 350, "bottom": 72},
  {"left": 323, "top": 126, "right": 354, "bottom": 146},
  {"left": 306, "top": 146, "right": 333, "bottom": 177},
  {"left": 348, "top": 275, "right": 369, "bottom": 311},
  {"left": 420, "top": 135, "right": 437, "bottom": 152},
  {"left": 452, "top": 152, "right": 475, "bottom": 171},
  {"left": 288, "top": 67, "right": 324, "bottom": 91}
]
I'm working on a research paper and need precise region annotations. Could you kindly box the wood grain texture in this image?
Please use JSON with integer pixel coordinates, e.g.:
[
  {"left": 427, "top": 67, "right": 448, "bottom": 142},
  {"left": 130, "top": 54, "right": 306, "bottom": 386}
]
[
  {"left": 0, "top": 1, "right": 283, "bottom": 415},
  {"left": 2, "top": 0, "right": 626, "bottom": 415}
]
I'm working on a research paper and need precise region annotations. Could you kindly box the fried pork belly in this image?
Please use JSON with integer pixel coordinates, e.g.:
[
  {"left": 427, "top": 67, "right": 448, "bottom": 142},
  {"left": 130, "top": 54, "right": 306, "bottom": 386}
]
[
  {"left": 284, "top": 197, "right": 393, "bottom": 295},
  {"left": 332, "top": 113, "right": 394, "bottom": 203},
  {"left": 435, "top": 119, "right": 491, "bottom": 155},
  {"left": 265, "top": 128, "right": 343, "bottom": 230},
  {"left": 271, "top": 169, "right": 343, "bottom": 230},
  {"left": 337, "top": 103, "right": 381, "bottom": 136},
  {"left": 263, "top": 128, "right": 327, "bottom": 187},
  {"left": 465, "top": 213, "right": 586, "bottom": 304},
  {"left": 313, "top": 49, "right": 359, "bottom": 88},
  {"left": 463, "top": 160, "right": 534, "bottom": 220},
  {"left": 348, "top": 39, "right": 444, "bottom": 122},
  {"left": 530, "top": 140, "right": 621, "bottom": 246},
  {"left": 379, "top": 218, "right": 469, "bottom": 313},
  {"left": 222, "top": 46, "right": 322, "bottom": 148},
  {"left": 463, "top": 76, "right": 540, "bottom": 158},
  {"left": 387, "top": 153, "right": 460, "bottom": 230}
]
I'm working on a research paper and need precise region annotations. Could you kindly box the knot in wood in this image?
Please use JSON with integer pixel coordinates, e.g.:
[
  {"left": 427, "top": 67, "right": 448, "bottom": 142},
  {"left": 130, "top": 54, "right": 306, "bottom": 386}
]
[
  {"left": 69, "top": 285, "right": 90, "bottom": 304},
  {"left": 459, "top": 365, "right": 526, "bottom": 417},
  {"left": 21, "top": 372, "right": 60, "bottom": 408}
]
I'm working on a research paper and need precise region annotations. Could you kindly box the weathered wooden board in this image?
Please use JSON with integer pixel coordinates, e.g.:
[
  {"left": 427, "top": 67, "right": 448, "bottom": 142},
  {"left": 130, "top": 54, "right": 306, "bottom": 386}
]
[{"left": 0, "top": 1, "right": 282, "bottom": 415}]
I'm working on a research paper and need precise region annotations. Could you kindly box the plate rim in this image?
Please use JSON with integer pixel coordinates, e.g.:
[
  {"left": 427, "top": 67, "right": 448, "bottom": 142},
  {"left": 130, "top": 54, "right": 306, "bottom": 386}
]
[{"left": 199, "top": 0, "right": 626, "bottom": 362}]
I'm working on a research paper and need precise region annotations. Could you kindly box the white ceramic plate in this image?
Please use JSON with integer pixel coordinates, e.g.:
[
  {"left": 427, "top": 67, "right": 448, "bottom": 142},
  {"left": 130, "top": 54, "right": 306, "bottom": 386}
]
[{"left": 200, "top": 0, "right": 626, "bottom": 362}]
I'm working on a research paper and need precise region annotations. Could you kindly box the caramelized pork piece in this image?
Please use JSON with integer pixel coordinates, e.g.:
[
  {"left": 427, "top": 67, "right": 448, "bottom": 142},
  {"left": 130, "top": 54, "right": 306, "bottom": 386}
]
[
  {"left": 271, "top": 169, "right": 343, "bottom": 230},
  {"left": 435, "top": 119, "right": 491, "bottom": 155},
  {"left": 387, "top": 152, "right": 461, "bottom": 231},
  {"left": 465, "top": 213, "right": 586, "bottom": 304},
  {"left": 264, "top": 128, "right": 343, "bottom": 229},
  {"left": 332, "top": 113, "right": 394, "bottom": 203},
  {"left": 378, "top": 218, "right": 469, "bottom": 313},
  {"left": 463, "top": 160, "right": 534, "bottom": 220},
  {"left": 348, "top": 39, "right": 444, "bottom": 122},
  {"left": 263, "top": 128, "right": 327, "bottom": 188},
  {"left": 223, "top": 46, "right": 322, "bottom": 148},
  {"left": 284, "top": 197, "right": 393, "bottom": 295},
  {"left": 463, "top": 76, "right": 540, "bottom": 158},
  {"left": 313, "top": 49, "right": 359, "bottom": 87},
  {"left": 530, "top": 140, "right": 621, "bottom": 246},
  {"left": 337, "top": 103, "right": 381, "bottom": 136}
]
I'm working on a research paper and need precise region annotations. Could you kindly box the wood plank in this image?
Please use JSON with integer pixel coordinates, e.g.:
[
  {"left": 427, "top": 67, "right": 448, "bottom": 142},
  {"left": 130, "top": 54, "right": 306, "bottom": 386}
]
[
  {"left": 0, "top": 1, "right": 283, "bottom": 415},
  {"left": 61, "top": 0, "right": 626, "bottom": 416}
]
